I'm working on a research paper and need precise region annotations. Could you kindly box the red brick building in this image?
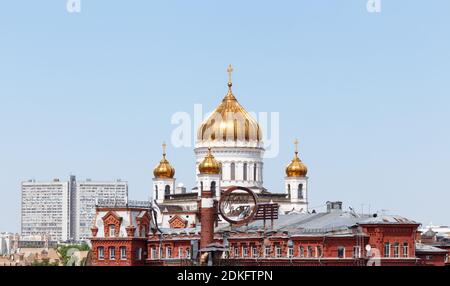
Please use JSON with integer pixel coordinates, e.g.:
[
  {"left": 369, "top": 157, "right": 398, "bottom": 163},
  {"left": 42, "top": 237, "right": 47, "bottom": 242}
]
[
  {"left": 90, "top": 200, "right": 448, "bottom": 266},
  {"left": 90, "top": 202, "right": 151, "bottom": 266}
]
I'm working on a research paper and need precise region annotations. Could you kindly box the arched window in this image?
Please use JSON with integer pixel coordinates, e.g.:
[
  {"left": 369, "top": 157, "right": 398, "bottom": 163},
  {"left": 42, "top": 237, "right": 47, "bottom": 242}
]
[
  {"left": 243, "top": 163, "right": 248, "bottom": 181},
  {"left": 230, "top": 163, "right": 235, "bottom": 180},
  {"left": 287, "top": 184, "right": 291, "bottom": 191},
  {"left": 298, "top": 184, "right": 303, "bottom": 199},
  {"left": 253, "top": 164, "right": 257, "bottom": 181},
  {"left": 200, "top": 181, "right": 203, "bottom": 192},
  {"left": 211, "top": 181, "right": 216, "bottom": 194},
  {"left": 155, "top": 185, "right": 158, "bottom": 200},
  {"left": 165, "top": 185, "right": 170, "bottom": 196}
]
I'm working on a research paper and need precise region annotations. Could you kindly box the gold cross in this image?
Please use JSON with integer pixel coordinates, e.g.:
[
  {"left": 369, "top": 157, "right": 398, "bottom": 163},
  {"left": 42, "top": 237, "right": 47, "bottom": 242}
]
[
  {"left": 227, "top": 64, "right": 234, "bottom": 84},
  {"left": 294, "top": 139, "right": 299, "bottom": 153},
  {"left": 162, "top": 142, "right": 167, "bottom": 155}
]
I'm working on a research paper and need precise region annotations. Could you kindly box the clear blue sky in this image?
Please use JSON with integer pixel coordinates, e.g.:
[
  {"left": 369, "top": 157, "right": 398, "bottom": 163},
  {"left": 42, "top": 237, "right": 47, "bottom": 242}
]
[{"left": 1, "top": 1, "right": 449, "bottom": 232}]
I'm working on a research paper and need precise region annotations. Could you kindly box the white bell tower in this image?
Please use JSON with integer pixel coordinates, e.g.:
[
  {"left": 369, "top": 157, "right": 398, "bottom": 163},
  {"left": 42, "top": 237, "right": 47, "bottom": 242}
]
[
  {"left": 152, "top": 143, "right": 176, "bottom": 204},
  {"left": 281, "top": 140, "right": 308, "bottom": 213}
]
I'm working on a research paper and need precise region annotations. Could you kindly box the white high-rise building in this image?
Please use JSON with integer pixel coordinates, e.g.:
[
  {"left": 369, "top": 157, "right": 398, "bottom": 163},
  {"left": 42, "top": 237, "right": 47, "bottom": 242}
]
[
  {"left": 21, "top": 179, "right": 71, "bottom": 242},
  {"left": 75, "top": 179, "right": 128, "bottom": 241},
  {"left": 21, "top": 176, "right": 128, "bottom": 242}
]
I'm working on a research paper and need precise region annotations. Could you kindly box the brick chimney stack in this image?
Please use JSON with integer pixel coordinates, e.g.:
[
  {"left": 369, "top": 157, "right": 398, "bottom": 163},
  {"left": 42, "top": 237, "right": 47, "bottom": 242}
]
[{"left": 200, "top": 188, "right": 216, "bottom": 249}]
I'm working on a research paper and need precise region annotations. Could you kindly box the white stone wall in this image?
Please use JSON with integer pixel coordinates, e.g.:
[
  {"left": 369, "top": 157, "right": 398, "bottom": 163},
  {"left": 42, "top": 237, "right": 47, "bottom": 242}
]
[
  {"left": 284, "top": 176, "right": 308, "bottom": 203},
  {"left": 152, "top": 178, "right": 176, "bottom": 203},
  {"left": 197, "top": 173, "right": 221, "bottom": 198},
  {"left": 194, "top": 143, "right": 265, "bottom": 191}
]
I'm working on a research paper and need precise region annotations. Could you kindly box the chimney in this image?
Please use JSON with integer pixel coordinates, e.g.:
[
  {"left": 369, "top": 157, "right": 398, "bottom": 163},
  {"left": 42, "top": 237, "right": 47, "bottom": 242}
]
[
  {"left": 200, "top": 186, "right": 215, "bottom": 250},
  {"left": 326, "top": 201, "right": 343, "bottom": 213}
]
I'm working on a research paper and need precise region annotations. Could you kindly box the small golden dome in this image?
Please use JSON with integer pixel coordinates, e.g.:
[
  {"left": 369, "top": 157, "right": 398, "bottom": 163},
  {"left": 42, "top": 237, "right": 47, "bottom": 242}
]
[
  {"left": 197, "top": 65, "right": 262, "bottom": 143},
  {"left": 285, "top": 140, "right": 308, "bottom": 177},
  {"left": 153, "top": 143, "right": 175, "bottom": 179},
  {"left": 199, "top": 147, "right": 221, "bottom": 175}
]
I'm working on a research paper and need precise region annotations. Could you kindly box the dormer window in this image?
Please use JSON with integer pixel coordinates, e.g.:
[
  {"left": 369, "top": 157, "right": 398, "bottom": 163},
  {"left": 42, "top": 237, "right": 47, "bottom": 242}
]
[{"left": 109, "top": 224, "right": 116, "bottom": 237}]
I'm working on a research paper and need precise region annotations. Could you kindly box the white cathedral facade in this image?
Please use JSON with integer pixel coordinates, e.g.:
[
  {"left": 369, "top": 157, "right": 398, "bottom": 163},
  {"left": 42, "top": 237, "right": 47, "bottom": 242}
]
[{"left": 151, "top": 66, "right": 309, "bottom": 228}]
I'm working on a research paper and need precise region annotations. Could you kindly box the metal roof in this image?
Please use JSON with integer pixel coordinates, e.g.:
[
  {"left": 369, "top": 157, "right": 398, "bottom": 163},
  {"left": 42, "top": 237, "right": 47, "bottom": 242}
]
[
  {"left": 415, "top": 243, "right": 448, "bottom": 253},
  {"left": 216, "top": 210, "right": 419, "bottom": 236}
]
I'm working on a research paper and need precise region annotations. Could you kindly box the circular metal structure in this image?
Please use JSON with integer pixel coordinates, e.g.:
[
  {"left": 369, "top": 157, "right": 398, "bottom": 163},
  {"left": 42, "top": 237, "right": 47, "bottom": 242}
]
[{"left": 218, "top": 186, "right": 258, "bottom": 225}]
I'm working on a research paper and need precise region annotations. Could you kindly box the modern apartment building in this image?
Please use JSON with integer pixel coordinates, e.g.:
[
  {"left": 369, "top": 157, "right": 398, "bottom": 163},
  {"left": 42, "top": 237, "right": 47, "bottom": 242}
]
[
  {"left": 21, "top": 179, "right": 71, "bottom": 242},
  {"left": 75, "top": 179, "right": 128, "bottom": 241},
  {"left": 21, "top": 176, "right": 128, "bottom": 242}
]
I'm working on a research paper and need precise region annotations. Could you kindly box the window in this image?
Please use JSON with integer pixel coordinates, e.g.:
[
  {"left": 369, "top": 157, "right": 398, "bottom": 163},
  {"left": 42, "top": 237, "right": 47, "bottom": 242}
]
[
  {"left": 151, "top": 247, "right": 157, "bottom": 260},
  {"left": 316, "top": 246, "right": 322, "bottom": 258},
  {"left": 166, "top": 246, "right": 172, "bottom": 258},
  {"left": 230, "top": 163, "right": 235, "bottom": 180},
  {"left": 307, "top": 246, "right": 313, "bottom": 258},
  {"left": 234, "top": 246, "right": 239, "bottom": 257},
  {"left": 109, "top": 224, "right": 115, "bottom": 237},
  {"left": 337, "top": 247, "right": 345, "bottom": 258},
  {"left": 155, "top": 185, "right": 158, "bottom": 200},
  {"left": 135, "top": 248, "right": 142, "bottom": 260},
  {"left": 178, "top": 247, "right": 183, "bottom": 258},
  {"left": 140, "top": 226, "right": 146, "bottom": 237},
  {"left": 288, "top": 247, "right": 293, "bottom": 258},
  {"left": 186, "top": 248, "right": 191, "bottom": 259},
  {"left": 211, "top": 181, "right": 216, "bottom": 194},
  {"left": 384, "top": 242, "right": 390, "bottom": 258},
  {"left": 165, "top": 185, "right": 170, "bottom": 196},
  {"left": 252, "top": 246, "right": 258, "bottom": 258},
  {"left": 298, "top": 246, "right": 304, "bottom": 258},
  {"left": 264, "top": 246, "right": 270, "bottom": 258},
  {"left": 253, "top": 164, "right": 257, "bottom": 181},
  {"left": 109, "top": 247, "right": 116, "bottom": 260},
  {"left": 287, "top": 184, "right": 291, "bottom": 192},
  {"left": 298, "top": 184, "right": 303, "bottom": 199},
  {"left": 200, "top": 182, "right": 203, "bottom": 192},
  {"left": 120, "top": 246, "right": 126, "bottom": 260},
  {"left": 243, "top": 163, "right": 248, "bottom": 180},
  {"left": 403, "top": 242, "right": 409, "bottom": 258},
  {"left": 353, "top": 246, "right": 361, "bottom": 258},
  {"left": 242, "top": 246, "right": 248, "bottom": 258},
  {"left": 275, "top": 245, "right": 282, "bottom": 258},
  {"left": 393, "top": 242, "right": 399, "bottom": 258},
  {"left": 98, "top": 247, "right": 104, "bottom": 260}
]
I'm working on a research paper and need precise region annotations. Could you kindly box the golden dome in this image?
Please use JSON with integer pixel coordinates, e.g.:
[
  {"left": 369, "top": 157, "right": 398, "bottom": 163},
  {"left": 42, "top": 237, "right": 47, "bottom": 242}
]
[
  {"left": 197, "top": 65, "right": 262, "bottom": 142},
  {"left": 153, "top": 143, "right": 175, "bottom": 179},
  {"left": 199, "top": 147, "right": 221, "bottom": 175},
  {"left": 285, "top": 140, "right": 308, "bottom": 177}
]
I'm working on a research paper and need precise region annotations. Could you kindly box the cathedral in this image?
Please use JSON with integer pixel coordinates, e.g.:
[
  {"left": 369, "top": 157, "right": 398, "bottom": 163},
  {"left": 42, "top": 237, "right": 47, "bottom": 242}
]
[
  {"left": 89, "top": 66, "right": 445, "bottom": 267},
  {"left": 152, "top": 65, "right": 309, "bottom": 228}
]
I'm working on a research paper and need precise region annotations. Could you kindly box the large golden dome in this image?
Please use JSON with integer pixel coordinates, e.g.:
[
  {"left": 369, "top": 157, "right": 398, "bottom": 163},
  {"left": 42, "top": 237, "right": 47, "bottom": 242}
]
[
  {"left": 198, "top": 147, "right": 221, "bottom": 175},
  {"left": 285, "top": 140, "right": 308, "bottom": 177},
  {"left": 153, "top": 143, "right": 175, "bottom": 179},
  {"left": 197, "top": 65, "right": 262, "bottom": 142}
]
